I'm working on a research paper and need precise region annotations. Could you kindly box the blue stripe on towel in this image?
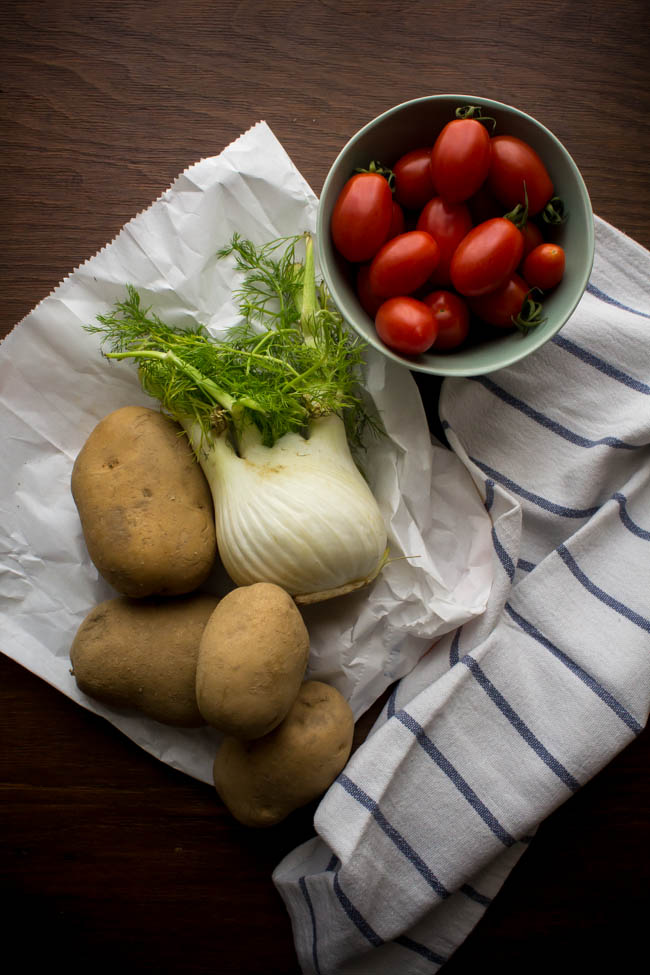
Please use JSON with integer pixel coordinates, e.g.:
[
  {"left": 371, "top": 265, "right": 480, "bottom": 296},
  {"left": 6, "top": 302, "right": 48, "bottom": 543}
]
[
  {"left": 613, "top": 492, "right": 650, "bottom": 540},
  {"left": 393, "top": 710, "right": 517, "bottom": 848},
  {"left": 483, "top": 478, "right": 517, "bottom": 580},
  {"left": 394, "top": 934, "right": 448, "bottom": 967},
  {"left": 460, "top": 883, "right": 493, "bottom": 907},
  {"left": 504, "top": 602, "right": 644, "bottom": 733},
  {"left": 332, "top": 868, "right": 384, "bottom": 947},
  {"left": 552, "top": 334, "right": 650, "bottom": 394},
  {"left": 470, "top": 458, "right": 601, "bottom": 518},
  {"left": 517, "top": 558, "right": 537, "bottom": 573},
  {"left": 337, "top": 773, "right": 450, "bottom": 899},
  {"left": 491, "top": 525, "right": 516, "bottom": 581},
  {"left": 484, "top": 478, "right": 495, "bottom": 512},
  {"left": 298, "top": 877, "right": 322, "bottom": 975},
  {"left": 557, "top": 544, "right": 650, "bottom": 634},
  {"left": 472, "top": 375, "right": 638, "bottom": 450},
  {"left": 460, "top": 654, "right": 580, "bottom": 792},
  {"left": 450, "top": 627, "right": 462, "bottom": 667},
  {"left": 587, "top": 281, "right": 650, "bottom": 320}
]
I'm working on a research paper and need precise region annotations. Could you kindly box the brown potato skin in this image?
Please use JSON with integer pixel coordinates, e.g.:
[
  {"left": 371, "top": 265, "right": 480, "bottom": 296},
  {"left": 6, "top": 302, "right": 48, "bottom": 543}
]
[
  {"left": 213, "top": 680, "right": 354, "bottom": 827},
  {"left": 71, "top": 406, "right": 216, "bottom": 597},
  {"left": 196, "top": 583, "right": 310, "bottom": 740},
  {"left": 70, "top": 594, "right": 219, "bottom": 726}
]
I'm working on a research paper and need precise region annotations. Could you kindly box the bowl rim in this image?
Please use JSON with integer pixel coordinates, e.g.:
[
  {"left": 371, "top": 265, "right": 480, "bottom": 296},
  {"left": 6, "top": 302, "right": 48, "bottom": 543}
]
[{"left": 317, "top": 94, "right": 595, "bottom": 377}]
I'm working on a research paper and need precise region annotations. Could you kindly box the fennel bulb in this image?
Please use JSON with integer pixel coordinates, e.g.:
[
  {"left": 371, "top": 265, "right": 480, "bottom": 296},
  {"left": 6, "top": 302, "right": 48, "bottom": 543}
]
[
  {"left": 183, "top": 413, "right": 387, "bottom": 602},
  {"left": 87, "top": 233, "right": 388, "bottom": 602}
]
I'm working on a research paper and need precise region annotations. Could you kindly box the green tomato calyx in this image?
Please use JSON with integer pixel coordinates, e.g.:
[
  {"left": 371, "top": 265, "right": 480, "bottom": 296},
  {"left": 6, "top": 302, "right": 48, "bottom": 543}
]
[
  {"left": 355, "top": 160, "right": 395, "bottom": 190},
  {"left": 514, "top": 290, "right": 546, "bottom": 333},
  {"left": 455, "top": 104, "right": 497, "bottom": 132},
  {"left": 505, "top": 182, "right": 530, "bottom": 229},
  {"left": 542, "top": 196, "right": 567, "bottom": 225}
]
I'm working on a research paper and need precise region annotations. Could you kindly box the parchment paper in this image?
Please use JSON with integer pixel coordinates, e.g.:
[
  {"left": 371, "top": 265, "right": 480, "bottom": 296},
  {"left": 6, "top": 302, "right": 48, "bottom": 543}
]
[{"left": 0, "top": 121, "right": 493, "bottom": 785}]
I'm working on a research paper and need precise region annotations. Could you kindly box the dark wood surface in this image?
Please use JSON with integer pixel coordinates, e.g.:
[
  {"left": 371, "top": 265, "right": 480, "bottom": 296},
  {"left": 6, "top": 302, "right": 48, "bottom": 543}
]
[{"left": 2, "top": 2, "right": 649, "bottom": 973}]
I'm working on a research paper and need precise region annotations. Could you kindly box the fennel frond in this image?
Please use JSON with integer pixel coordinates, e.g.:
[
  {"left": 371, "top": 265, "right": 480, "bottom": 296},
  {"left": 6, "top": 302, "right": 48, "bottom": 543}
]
[{"left": 86, "top": 233, "right": 380, "bottom": 451}]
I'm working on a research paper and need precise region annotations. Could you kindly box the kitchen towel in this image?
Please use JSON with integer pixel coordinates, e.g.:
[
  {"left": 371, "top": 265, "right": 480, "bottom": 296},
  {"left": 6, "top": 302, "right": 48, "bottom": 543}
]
[{"left": 273, "top": 215, "right": 650, "bottom": 973}]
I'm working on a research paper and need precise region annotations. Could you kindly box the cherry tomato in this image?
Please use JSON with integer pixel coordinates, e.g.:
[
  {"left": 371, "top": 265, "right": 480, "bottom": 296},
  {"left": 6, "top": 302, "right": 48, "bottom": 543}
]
[
  {"left": 522, "top": 243, "right": 566, "bottom": 290},
  {"left": 331, "top": 172, "right": 392, "bottom": 263},
  {"left": 520, "top": 221, "right": 545, "bottom": 259},
  {"left": 393, "top": 147, "right": 436, "bottom": 210},
  {"left": 356, "top": 263, "right": 385, "bottom": 318},
  {"left": 487, "top": 135, "right": 554, "bottom": 216},
  {"left": 430, "top": 118, "right": 492, "bottom": 203},
  {"left": 368, "top": 230, "right": 440, "bottom": 298},
  {"left": 375, "top": 296, "right": 438, "bottom": 356},
  {"left": 388, "top": 200, "right": 406, "bottom": 239},
  {"left": 422, "top": 290, "right": 470, "bottom": 350},
  {"left": 469, "top": 274, "right": 530, "bottom": 328},
  {"left": 450, "top": 217, "right": 524, "bottom": 297},
  {"left": 416, "top": 196, "right": 473, "bottom": 286}
]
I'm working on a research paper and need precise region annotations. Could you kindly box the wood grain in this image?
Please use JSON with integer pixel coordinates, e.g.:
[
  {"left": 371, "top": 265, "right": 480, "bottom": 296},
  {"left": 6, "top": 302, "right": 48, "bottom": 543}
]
[{"left": 1, "top": 2, "right": 649, "bottom": 972}]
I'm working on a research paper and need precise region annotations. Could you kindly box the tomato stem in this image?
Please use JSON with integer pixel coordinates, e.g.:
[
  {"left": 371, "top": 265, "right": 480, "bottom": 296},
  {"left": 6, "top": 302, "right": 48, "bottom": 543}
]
[
  {"left": 542, "top": 196, "right": 567, "bottom": 225},
  {"left": 455, "top": 104, "right": 497, "bottom": 132},
  {"left": 514, "top": 289, "right": 546, "bottom": 333},
  {"left": 504, "top": 182, "right": 529, "bottom": 229},
  {"left": 355, "top": 159, "right": 395, "bottom": 191}
]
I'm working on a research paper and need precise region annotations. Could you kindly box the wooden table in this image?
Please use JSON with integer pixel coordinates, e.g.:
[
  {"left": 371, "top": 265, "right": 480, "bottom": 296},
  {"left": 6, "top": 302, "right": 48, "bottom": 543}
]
[{"left": 2, "top": 2, "right": 648, "bottom": 972}]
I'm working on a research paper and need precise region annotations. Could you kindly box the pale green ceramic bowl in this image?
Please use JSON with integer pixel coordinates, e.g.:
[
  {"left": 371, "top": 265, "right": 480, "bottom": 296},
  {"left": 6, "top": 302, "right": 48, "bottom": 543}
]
[{"left": 317, "top": 94, "right": 594, "bottom": 377}]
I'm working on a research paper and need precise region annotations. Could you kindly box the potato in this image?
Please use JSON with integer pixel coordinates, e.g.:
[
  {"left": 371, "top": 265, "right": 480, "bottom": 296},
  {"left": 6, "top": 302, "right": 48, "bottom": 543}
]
[
  {"left": 71, "top": 405, "right": 216, "bottom": 597},
  {"left": 213, "top": 680, "right": 354, "bottom": 827},
  {"left": 70, "top": 593, "right": 219, "bottom": 726},
  {"left": 195, "top": 582, "right": 309, "bottom": 740}
]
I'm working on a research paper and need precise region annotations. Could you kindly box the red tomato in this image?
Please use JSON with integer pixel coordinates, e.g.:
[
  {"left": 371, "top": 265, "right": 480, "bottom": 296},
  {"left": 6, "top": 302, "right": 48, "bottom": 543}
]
[
  {"left": 450, "top": 217, "right": 524, "bottom": 297},
  {"left": 416, "top": 197, "right": 473, "bottom": 286},
  {"left": 388, "top": 200, "right": 406, "bottom": 239},
  {"left": 487, "top": 135, "right": 554, "bottom": 216},
  {"left": 393, "top": 147, "right": 436, "bottom": 210},
  {"left": 430, "top": 119, "right": 492, "bottom": 203},
  {"left": 522, "top": 243, "right": 566, "bottom": 290},
  {"left": 368, "top": 231, "right": 440, "bottom": 298},
  {"left": 469, "top": 274, "right": 530, "bottom": 328},
  {"left": 375, "top": 297, "right": 438, "bottom": 356},
  {"left": 520, "top": 221, "right": 545, "bottom": 259},
  {"left": 356, "top": 263, "right": 384, "bottom": 318},
  {"left": 422, "top": 290, "right": 470, "bottom": 350},
  {"left": 331, "top": 172, "right": 393, "bottom": 262}
]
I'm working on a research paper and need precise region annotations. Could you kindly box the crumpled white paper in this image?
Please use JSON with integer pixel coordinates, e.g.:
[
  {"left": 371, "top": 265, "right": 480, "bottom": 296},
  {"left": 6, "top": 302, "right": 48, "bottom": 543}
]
[{"left": 0, "top": 121, "right": 494, "bottom": 785}]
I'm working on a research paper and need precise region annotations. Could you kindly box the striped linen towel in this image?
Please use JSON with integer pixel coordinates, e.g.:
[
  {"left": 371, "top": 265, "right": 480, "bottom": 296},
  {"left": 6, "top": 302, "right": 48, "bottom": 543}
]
[{"left": 272, "top": 215, "right": 650, "bottom": 974}]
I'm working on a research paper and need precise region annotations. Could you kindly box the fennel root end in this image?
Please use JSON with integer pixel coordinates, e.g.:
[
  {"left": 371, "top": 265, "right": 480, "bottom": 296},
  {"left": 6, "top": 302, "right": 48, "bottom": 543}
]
[{"left": 294, "top": 547, "right": 389, "bottom": 605}]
